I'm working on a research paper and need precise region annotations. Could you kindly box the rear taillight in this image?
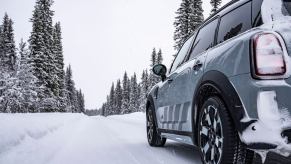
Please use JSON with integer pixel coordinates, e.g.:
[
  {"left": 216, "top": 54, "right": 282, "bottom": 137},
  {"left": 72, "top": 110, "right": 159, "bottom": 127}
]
[{"left": 253, "top": 33, "right": 286, "bottom": 77}]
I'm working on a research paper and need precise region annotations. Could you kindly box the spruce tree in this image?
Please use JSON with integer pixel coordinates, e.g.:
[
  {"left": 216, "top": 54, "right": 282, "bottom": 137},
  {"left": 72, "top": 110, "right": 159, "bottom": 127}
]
[
  {"left": 210, "top": 0, "right": 222, "bottom": 15},
  {"left": 174, "top": 0, "right": 204, "bottom": 52},
  {"left": 115, "top": 79, "right": 122, "bottom": 114},
  {"left": 77, "top": 89, "right": 85, "bottom": 113},
  {"left": 129, "top": 73, "right": 138, "bottom": 113},
  {"left": 64, "top": 65, "right": 78, "bottom": 112},
  {"left": 29, "top": 0, "right": 58, "bottom": 98},
  {"left": 16, "top": 40, "right": 39, "bottom": 113},
  {"left": 156, "top": 49, "right": 163, "bottom": 64},
  {"left": 108, "top": 83, "right": 115, "bottom": 115},
  {"left": 53, "top": 22, "right": 65, "bottom": 97},
  {"left": 154, "top": 49, "right": 164, "bottom": 83},
  {"left": 121, "top": 72, "right": 130, "bottom": 114},
  {"left": 139, "top": 70, "right": 149, "bottom": 112},
  {"left": 149, "top": 48, "right": 157, "bottom": 89},
  {"left": 0, "top": 14, "right": 18, "bottom": 113},
  {"left": 189, "top": 0, "right": 204, "bottom": 35},
  {"left": 0, "top": 13, "right": 16, "bottom": 74}
]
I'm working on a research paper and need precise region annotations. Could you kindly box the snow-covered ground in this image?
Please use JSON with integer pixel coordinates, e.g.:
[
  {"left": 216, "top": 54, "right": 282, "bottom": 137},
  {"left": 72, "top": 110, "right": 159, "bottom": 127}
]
[{"left": 0, "top": 112, "right": 201, "bottom": 164}]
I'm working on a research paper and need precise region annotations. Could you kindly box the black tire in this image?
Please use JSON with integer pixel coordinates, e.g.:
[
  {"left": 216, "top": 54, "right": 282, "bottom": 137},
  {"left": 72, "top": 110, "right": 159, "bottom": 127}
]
[
  {"left": 146, "top": 103, "right": 166, "bottom": 147},
  {"left": 198, "top": 96, "right": 254, "bottom": 164}
]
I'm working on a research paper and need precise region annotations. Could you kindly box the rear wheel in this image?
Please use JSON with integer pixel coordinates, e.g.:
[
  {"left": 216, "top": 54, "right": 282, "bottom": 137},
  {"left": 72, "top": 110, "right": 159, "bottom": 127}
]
[
  {"left": 146, "top": 104, "right": 166, "bottom": 147},
  {"left": 198, "top": 96, "right": 253, "bottom": 164}
]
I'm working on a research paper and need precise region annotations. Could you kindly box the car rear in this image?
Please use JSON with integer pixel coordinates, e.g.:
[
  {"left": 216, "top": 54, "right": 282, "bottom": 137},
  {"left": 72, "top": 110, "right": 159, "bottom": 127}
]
[{"left": 234, "top": 0, "right": 291, "bottom": 160}]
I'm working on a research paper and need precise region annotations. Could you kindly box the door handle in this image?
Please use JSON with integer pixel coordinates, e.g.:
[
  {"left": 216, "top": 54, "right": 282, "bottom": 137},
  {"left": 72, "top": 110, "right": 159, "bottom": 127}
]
[
  {"left": 193, "top": 60, "right": 203, "bottom": 71},
  {"left": 167, "top": 78, "right": 173, "bottom": 83}
]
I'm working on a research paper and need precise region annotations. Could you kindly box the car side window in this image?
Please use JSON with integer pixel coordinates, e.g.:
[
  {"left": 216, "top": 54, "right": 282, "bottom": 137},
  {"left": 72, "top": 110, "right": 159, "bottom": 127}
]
[
  {"left": 217, "top": 2, "right": 252, "bottom": 44},
  {"left": 170, "top": 35, "right": 194, "bottom": 73},
  {"left": 189, "top": 18, "right": 219, "bottom": 59}
]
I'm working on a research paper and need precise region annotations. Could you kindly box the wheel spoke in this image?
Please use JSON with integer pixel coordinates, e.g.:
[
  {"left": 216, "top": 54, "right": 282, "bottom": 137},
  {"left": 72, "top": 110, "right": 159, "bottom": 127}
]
[
  {"left": 206, "top": 113, "right": 212, "bottom": 126},
  {"left": 203, "top": 142, "right": 210, "bottom": 154},
  {"left": 201, "top": 126, "right": 209, "bottom": 136},
  {"left": 211, "top": 146, "right": 215, "bottom": 161}
]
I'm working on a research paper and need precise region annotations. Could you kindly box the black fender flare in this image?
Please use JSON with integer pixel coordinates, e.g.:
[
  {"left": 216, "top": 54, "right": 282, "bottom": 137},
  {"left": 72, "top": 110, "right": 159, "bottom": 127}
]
[
  {"left": 146, "top": 95, "right": 160, "bottom": 133},
  {"left": 192, "top": 71, "right": 255, "bottom": 145}
]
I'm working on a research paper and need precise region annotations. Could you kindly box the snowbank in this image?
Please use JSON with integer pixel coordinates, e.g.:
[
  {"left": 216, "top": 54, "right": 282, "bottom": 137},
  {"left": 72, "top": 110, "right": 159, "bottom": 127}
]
[{"left": 0, "top": 113, "right": 84, "bottom": 154}]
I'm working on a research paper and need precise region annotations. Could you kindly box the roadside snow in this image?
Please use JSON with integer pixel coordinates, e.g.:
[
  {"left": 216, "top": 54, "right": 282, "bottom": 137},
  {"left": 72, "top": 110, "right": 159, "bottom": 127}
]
[{"left": 0, "top": 112, "right": 201, "bottom": 164}]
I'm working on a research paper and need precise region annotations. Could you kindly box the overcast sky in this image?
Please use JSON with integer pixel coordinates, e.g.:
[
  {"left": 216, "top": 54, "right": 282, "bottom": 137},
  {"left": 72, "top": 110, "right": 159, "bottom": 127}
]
[{"left": 0, "top": 0, "right": 229, "bottom": 109}]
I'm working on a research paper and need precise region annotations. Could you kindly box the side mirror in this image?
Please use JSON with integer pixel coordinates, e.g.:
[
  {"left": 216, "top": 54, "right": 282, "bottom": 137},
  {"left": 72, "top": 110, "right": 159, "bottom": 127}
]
[{"left": 152, "top": 64, "right": 167, "bottom": 81}]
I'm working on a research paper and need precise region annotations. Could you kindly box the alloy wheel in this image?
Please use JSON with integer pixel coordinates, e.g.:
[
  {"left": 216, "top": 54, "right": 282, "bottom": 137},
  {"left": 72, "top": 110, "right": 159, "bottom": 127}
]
[
  {"left": 147, "top": 109, "right": 154, "bottom": 143},
  {"left": 199, "top": 105, "right": 224, "bottom": 164}
]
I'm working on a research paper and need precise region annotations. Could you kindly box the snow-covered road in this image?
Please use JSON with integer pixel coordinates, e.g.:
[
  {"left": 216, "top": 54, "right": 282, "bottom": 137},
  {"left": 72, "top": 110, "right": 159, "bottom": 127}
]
[{"left": 0, "top": 113, "right": 202, "bottom": 164}]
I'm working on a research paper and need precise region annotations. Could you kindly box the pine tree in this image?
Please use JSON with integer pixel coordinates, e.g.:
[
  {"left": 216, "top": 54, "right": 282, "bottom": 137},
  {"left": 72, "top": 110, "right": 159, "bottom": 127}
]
[
  {"left": 115, "top": 79, "right": 122, "bottom": 114},
  {"left": 121, "top": 72, "right": 130, "bottom": 114},
  {"left": 0, "top": 14, "right": 18, "bottom": 113},
  {"left": 108, "top": 83, "right": 115, "bottom": 115},
  {"left": 129, "top": 73, "right": 138, "bottom": 113},
  {"left": 29, "top": 0, "right": 58, "bottom": 98},
  {"left": 77, "top": 89, "right": 85, "bottom": 113},
  {"left": 0, "top": 13, "right": 16, "bottom": 74},
  {"left": 64, "top": 65, "right": 78, "bottom": 112},
  {"left": 139, "top": 70, "right": 149, "bottom": 112},
  {"left": 156, "top": 49, "right": 163, "bottom": 64},
  {"left": 149, "top": 48, "right": 157, "bottom": 89},
  {"left": 210, "top": 0, "right": 222, "bottom": 15},
  {"left": 16, "top": 40, "right": 39, "bottom": 113},
  {"left": 53, "top": 22, "right": 65, "bottom": 97},
  {"left": 189, "top": 0, "right": 204, "bottom": 35},
  {"left": 174, "top": 0, "right": 204, "bottom": 52},
  {"left": 154, "top": 49, "right": 164, "bottom": 83}
]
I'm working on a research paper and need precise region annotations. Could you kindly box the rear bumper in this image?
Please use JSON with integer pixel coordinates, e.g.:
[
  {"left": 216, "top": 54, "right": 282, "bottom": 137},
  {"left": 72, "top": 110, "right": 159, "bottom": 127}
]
[{"left": 229, "top": 74, "right": 291, "bottom": 154}]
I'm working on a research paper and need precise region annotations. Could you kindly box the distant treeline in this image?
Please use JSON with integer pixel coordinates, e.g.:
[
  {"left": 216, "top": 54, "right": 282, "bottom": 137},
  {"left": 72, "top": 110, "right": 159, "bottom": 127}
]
[{"left": 98, "top": 48, "right": 163, "bottom": 116}]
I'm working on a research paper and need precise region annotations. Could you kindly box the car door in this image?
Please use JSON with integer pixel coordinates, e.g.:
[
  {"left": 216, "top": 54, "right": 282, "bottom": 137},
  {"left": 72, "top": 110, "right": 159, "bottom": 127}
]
[
  {"left": 156, "top": 35, "right": 195, "bottom": 130},
  {"left": 157, "top": 18, "right": 219, "bottom": 133}
]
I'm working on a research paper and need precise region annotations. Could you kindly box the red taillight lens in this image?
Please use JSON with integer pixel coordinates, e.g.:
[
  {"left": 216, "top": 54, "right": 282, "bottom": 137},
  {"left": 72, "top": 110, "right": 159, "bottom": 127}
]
[{"left": 253, "top": 33, "right": 286, "bottom": 76}]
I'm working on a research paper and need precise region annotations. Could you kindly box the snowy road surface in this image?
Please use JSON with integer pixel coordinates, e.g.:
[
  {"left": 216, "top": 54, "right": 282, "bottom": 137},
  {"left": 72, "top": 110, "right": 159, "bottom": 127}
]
[{"left": 0, "top": 113, "right": 202, "bottom": 164}]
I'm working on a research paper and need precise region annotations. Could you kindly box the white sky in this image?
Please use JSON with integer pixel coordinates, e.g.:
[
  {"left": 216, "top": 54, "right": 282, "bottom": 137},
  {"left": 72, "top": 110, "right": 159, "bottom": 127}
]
[{"left": 0, "top": 0, "right": 229, "bottom": 109}]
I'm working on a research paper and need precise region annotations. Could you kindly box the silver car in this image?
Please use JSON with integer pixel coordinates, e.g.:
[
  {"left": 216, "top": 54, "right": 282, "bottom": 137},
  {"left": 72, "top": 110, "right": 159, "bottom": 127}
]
[{"left": 146, "top": 0, "right": 291, "bottom": 163}]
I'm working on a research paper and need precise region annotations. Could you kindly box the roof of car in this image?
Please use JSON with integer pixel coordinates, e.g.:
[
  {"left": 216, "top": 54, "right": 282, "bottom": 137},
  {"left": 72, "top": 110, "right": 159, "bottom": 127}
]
[{"left": 204, "top": 0, "right": 251, "bottom": 23}]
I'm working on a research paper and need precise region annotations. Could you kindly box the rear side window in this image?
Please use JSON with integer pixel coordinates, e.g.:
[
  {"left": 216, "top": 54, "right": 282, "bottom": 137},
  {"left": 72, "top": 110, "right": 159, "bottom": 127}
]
[
  {"left": 217, "top": 2, "right": 252, "bottom": 44},
  {"left": 189, "top": 18, "right": 219, "bottom": 59}
]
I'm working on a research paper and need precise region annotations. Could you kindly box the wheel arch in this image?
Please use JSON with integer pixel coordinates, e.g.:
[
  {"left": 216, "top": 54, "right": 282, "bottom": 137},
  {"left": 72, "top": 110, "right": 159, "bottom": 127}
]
[
  {"left": 146, "top": 95, "right": 160, "bottom": 131},
  {"left": 192, "top": 71, "right": 252, "bottom": 145}
]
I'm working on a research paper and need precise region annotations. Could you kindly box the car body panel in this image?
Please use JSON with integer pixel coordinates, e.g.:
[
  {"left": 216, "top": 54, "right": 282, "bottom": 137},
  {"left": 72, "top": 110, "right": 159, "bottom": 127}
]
[{"left": 147, "top": 0, "right": 291, "bottom": 156}]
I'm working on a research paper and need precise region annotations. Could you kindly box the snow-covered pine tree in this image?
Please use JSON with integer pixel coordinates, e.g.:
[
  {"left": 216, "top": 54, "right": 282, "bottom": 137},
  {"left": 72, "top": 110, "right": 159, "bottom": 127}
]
[
  {"left": 210, "top": 0, "right": 222, "bottom": 15},
  {"left": 53, "top": 22, "right": 65, "bottom": 97},
  {"left": 121, "top": 72, "right": 130, "bottom": 114},
  {"left": 149, "top": 48, "right": 157, "bottom": 89},
  {"left": 154, "top": 49, "right": 164, "bottom": 83},
  {"left": 136, "top": 83, "right": 141, "bottom": 112},
  {"left": 156, "top": 49, "right": 163, "bottom": 64},
  {"left": 105, "top": 96, "right": 110, "bottom": 116},
  {"left": 115, "top": 79, "right": 122, "bottom": 114},
  {"left": 77, "top": 89, "right": 85, "bottom": 113},
  {"left": 139, "top": 70, "right": 149, "bottom": 112},
  {"left": 129, "top": 73, "right": 138, "bottom": 113},
  {"left": 108, "top": 83, "right": 115, "bottom": 115},
  {"left": 189, "top": 0, "right": 204, "bottom": 35},
  {"left": 174, "top": 0, "right": 204, "bottom": 52},
  {"left": 64, "top": 65, "right": 78, "bottom": 112},
  {"left": 15, "top": 40, "right": 39, "bottom": 113},
  {"left": 0, "top": 14, "right": 18, "bottom": 113},
  {"left": 29, "top": 0, "right": 58, "bottom": 101},
  {"left": 0, "top": 13, "right": 16, "bottom": 75}
]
